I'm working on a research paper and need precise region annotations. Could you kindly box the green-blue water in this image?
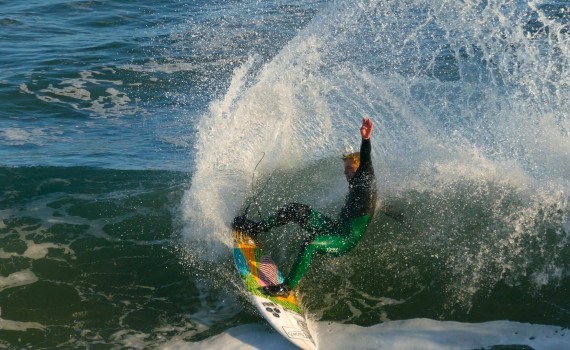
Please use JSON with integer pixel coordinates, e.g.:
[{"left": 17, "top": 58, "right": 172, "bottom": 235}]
[{"left": 1, "top": 0, "right": 569, "bottom": 349}]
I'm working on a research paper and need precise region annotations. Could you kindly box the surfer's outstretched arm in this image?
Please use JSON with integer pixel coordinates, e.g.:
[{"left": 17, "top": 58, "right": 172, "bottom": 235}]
[{"left": 358, "top": 117, "right": 373, "bottom": 169}]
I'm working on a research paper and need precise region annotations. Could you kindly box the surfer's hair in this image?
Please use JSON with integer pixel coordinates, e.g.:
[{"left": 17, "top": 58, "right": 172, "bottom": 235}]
[{"left": 342, "top": 152, "right": 360, "bottom": 165}]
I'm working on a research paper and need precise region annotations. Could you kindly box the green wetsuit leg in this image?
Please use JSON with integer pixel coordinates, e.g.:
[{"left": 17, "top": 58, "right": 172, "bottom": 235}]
[
  {"left": 284, "top": 234, "right": 349, "bottom": 288},
  {"left": 284, "top": 214, "right": 372, "bottom": 289},
  {"left": 259, "top": 203, "right": 371, "bottom": 289}
]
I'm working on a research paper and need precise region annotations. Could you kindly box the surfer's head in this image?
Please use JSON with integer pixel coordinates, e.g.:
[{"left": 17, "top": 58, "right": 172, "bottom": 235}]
[{"left": 342, "top": 152, "right": 360, "bottom": 181}]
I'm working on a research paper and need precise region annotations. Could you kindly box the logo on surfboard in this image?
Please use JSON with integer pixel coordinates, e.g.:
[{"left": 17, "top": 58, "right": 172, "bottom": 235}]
[{"left": 282, "top": 326, "right": 311, "bottom": 340}]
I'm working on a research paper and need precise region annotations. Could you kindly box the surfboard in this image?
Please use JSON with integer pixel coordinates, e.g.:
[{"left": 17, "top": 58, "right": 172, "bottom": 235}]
[{"left": 232, "top": 228, "right": 317, "bottom": 350}]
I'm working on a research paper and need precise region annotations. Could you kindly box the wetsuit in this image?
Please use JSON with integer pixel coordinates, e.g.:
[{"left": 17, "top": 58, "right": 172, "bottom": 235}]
[{"left": 258, "top": 138, "right": 377, "bottom": 288}]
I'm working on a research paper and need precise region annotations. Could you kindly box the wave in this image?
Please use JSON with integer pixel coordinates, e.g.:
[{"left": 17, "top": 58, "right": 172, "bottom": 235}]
[{"left": 183, "top": 0, "right": 570, "bottom": 321}]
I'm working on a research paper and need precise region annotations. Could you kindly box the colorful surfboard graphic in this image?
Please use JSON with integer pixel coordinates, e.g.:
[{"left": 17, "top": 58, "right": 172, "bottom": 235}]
[{"left": 233, "top": 229, "right": 302, "bottom": 314}]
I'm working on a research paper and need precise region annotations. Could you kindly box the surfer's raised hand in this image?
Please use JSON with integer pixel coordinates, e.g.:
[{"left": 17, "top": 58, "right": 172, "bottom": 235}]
[{"left": 361, "top": 117, "right": 373, "bottom": 140}]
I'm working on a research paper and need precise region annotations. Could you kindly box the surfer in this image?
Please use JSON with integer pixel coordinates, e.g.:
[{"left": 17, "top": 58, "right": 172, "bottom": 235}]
[{"left": 233, "top": 117, "right": 377, "bottom": 297}]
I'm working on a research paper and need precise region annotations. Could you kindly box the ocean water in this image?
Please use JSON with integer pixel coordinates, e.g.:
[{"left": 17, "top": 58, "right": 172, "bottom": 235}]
[{"left": 1, "top": 0, "right": 569, "bottom": 349}]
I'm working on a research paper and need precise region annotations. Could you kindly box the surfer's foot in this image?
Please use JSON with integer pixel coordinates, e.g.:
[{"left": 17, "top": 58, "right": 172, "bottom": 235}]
[
  {"left": 232, "top": 216, "right": 264, "bottom": 236},
  {"left": 262, "top": 283, "right": 291, "bottom": 297}
]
